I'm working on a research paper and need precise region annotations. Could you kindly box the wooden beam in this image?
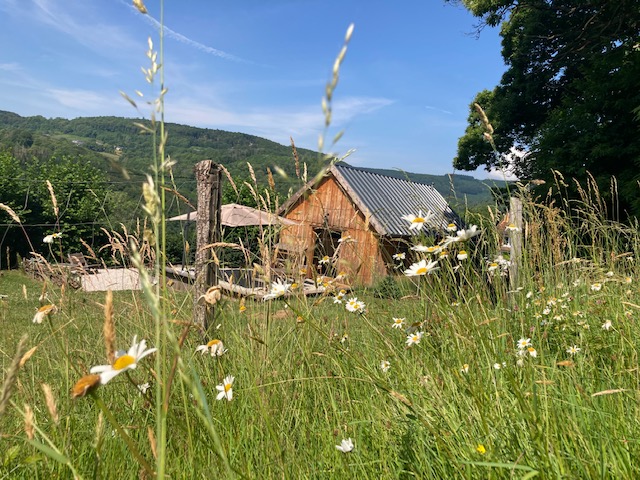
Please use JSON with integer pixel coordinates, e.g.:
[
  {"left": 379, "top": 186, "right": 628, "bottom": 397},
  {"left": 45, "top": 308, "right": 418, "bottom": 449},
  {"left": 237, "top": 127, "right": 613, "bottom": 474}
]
[{"left": 194, "top": 160, "right": 222, "bottom": 330}]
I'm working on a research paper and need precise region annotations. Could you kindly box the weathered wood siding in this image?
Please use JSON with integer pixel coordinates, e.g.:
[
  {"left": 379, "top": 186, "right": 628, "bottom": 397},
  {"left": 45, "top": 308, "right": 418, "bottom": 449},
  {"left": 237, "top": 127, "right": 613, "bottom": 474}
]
[{"left": 279, "top": 176, "right": 388, "bottom": 286}]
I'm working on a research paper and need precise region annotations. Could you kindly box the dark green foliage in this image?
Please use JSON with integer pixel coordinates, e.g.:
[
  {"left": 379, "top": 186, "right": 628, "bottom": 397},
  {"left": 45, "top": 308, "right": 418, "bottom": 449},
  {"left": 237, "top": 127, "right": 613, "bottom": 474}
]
[
  {"left": 0, "top": 152, "right": 111, "bottom": 267},
  {"left": 449, "top": 0, "right": 640, "bottom": 218}
]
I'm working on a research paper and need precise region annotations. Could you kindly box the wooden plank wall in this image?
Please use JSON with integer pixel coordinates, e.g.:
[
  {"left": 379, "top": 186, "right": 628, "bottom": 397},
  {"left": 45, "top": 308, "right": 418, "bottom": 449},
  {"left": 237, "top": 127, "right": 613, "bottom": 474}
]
[{"left": 279, "top": 177, "right": 388, "bottom": 286}]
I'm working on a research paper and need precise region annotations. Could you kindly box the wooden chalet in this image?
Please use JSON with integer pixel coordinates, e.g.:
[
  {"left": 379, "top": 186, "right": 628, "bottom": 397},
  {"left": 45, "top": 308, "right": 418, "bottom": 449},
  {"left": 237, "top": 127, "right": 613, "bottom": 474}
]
[{"left": 277, "top": 163, "right": 463, "bottom": 286}]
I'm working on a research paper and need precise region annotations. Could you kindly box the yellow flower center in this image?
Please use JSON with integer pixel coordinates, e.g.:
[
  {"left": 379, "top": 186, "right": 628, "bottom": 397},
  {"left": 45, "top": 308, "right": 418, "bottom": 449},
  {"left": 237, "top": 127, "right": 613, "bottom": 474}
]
[
  {"left": 527, "top": 347, "right": 535, "bottom": 353},
  {"left": 207, "top": 339, "right": 221, "bottom": 348},
  {"left": 413, "top": 217, "right": 425, "bottom": 223},
  {"left": 416, "top": 267, "right": 427, "bottom": 275},
  {"left": 113, "top": 354, "right": 135, "bottom": 370},
  {"left": 224, "top": 383, "right": 232, "bottom": 393}
]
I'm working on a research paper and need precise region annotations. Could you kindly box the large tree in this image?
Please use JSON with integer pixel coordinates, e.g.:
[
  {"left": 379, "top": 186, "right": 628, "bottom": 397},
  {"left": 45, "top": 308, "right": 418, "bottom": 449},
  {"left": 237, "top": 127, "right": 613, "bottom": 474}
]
[{"left": 450, "top": 0, "right": 640, "bottom": 216}]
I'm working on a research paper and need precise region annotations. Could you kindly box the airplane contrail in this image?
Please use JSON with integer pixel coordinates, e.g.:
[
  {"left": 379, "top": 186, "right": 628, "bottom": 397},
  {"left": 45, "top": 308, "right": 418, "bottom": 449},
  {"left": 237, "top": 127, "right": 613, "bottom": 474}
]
[{"left": 121, "top": 0, "right": 250, "bottom": 63}]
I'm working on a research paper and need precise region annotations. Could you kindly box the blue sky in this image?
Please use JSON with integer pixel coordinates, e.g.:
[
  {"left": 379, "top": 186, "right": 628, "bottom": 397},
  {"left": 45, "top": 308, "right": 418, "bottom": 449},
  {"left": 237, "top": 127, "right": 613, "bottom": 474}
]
[{"left": 0, "top": 0, "right": 509, "bottom": 179}]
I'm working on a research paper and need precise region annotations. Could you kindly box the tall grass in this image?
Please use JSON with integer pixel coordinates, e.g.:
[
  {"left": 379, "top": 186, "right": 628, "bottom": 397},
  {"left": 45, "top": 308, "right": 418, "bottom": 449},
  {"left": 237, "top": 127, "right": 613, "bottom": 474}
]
[{"left": 2, "top": 168, "right": 640, "bottom": 478}]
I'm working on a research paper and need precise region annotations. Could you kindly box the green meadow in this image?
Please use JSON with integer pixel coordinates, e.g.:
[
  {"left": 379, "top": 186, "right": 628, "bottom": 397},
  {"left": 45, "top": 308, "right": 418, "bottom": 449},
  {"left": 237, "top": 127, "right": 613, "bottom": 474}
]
[{"left": 2, "top": 178, "right": 640, "bottom": 479}]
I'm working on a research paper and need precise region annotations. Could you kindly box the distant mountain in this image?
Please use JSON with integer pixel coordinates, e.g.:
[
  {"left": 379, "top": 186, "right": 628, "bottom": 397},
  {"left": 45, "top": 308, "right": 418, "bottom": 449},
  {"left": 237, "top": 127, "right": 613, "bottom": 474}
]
[{"left": 0, "top": 110, "right": 501, "bottom": 211}]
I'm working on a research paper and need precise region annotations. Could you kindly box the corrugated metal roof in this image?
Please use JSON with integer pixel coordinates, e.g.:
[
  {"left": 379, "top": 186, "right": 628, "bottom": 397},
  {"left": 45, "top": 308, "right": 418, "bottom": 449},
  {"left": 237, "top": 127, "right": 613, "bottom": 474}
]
[{"left": 332, "top": 163, "right": 463, "bottom": 237}]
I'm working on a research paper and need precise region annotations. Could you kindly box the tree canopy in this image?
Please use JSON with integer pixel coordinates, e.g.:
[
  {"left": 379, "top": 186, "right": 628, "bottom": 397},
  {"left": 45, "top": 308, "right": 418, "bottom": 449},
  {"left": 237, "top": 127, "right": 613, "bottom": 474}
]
[{"left": 450, "top": 0, "right": 640, "bottom": 216}]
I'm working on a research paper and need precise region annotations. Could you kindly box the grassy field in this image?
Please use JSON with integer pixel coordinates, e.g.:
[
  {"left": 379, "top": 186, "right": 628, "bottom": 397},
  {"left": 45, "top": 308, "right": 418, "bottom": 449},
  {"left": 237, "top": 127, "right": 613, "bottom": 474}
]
[{"left": 2, "top": 179, "right": 640, "bottom": 479}]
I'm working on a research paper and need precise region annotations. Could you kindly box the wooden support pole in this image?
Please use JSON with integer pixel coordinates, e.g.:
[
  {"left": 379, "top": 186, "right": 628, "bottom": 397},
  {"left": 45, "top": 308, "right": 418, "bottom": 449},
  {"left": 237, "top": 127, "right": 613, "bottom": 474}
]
[
  {"left": 508, "top": 196, "right": 523, "bottom": 290},
  {"left": 194, "top": 160, "right": 222, "bottom": 331}
]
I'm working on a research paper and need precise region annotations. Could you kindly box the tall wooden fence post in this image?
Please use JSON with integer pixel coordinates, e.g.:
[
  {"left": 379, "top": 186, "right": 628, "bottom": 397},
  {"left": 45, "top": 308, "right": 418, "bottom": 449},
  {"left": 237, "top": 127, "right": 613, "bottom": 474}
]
[
  {"left": 508, "top": 196, "right": 523, "bottom": 291},
  {"left": 194, "top": 160, "right": 222, "bottom": 331}
]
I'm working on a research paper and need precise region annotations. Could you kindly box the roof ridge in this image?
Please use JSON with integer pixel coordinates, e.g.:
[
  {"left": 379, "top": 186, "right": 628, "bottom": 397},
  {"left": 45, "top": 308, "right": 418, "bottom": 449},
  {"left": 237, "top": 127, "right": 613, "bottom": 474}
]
[{"left": 335, "top": 162, "right": 437, "bottom": 189}]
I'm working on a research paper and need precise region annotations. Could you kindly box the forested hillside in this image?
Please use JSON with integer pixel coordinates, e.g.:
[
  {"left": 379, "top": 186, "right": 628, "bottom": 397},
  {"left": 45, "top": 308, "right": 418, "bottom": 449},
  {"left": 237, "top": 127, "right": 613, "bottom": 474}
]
[{"left": 0, "top": 111, "right": 499, "bottom": 208}]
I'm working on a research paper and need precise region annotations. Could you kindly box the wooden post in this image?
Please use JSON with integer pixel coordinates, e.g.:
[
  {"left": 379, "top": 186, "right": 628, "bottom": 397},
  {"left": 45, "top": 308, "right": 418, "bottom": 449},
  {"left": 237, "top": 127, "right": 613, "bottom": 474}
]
[
  {"left": 194, "top": 160, "right": 222, "bottom": 331},
  {"left": 508, "top": 196, "right": 523, "bottom": 290}
]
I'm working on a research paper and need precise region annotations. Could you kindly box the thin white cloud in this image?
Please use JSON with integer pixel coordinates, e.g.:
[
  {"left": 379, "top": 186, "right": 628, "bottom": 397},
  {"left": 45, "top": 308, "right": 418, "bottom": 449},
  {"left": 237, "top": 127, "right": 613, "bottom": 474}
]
[
  {"left": 46, "top": 88, "right": 137, "bottom": 116},
  {"left": 425, "top": 105, "right": 453, "bottom": 115},
  {"left": 25, "top": 0, "right": 134, "bottom": 55},
  {"left": 164, "top": 95, "right": 393, "bottom": 147},
  {"left": 0, "top": 63, "right": 21, "bottom": 72},
  {"left": 333, "top": 97, "right": 394, "bottom": 124}
]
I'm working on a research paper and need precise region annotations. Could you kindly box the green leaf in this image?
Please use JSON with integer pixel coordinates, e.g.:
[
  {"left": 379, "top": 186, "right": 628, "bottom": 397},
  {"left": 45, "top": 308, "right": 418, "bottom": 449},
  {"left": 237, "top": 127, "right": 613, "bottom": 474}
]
[{"left": 27, "top": 440, "right": 70, "bottom": 467}]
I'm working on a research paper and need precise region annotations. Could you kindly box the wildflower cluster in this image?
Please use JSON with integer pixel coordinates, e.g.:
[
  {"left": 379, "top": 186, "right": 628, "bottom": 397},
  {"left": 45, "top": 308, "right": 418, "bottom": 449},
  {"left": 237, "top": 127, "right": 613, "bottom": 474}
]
[{"left": 397, "top": 209, "right": 482, "bottom": 281}]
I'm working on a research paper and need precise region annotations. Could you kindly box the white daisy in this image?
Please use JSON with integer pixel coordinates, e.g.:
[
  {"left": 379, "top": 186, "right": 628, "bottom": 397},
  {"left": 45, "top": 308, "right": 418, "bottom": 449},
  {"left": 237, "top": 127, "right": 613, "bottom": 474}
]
[
  {"left": 456, "top": 225, "right": 481, "bottom": 241},
  {"left": 335, "top": 438, "right": 354, "bottom": 453},
  {"left": 405, "top": 331, "right": 423, "bottom": 347},
  {"left": 195, "top": 339, "right": 227, "bottom": 357},
  {"left": 517, "top": 338, "right": 532, "bottom": 350},
  {"left": 391, "top": 317, "right": 405, "bottom": 329},
  {"left": 566, "top": 345, "right": 581, "bottom": 356},
  {"left": 43, "top": 232, "right": 62, "bottom": 244},
  {"left": 33, "top": 304, "right": 57, "bottom": 324},
  {"left": 216, "top": 375, "right": 235, "bottom": 401},
  {"left": 404, "top": 259, "right": 439, "bottom": 276},
  {"left": 401, "top": 210, "right": 434, "bottom": 231},
  {"left": 90, "top": 336, "right": 157, "bottom": 385},
  {"left": 345, "top": 297, "right": 365, "bottom": 313},
  {"left": 262, "top": 279, "right": 292, "bottom": 300},
  {"left": 137, "top": 382, "right": 150, "bottom": 394},
  {"left": 380, "top": 360, "right": 391, "bottom": 373}
]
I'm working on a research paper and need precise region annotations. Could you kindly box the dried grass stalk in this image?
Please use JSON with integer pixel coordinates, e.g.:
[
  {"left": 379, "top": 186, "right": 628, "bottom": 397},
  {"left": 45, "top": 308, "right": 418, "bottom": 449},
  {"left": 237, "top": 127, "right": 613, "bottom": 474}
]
[
  {"left": 80, "top": 238, "right": 99, "bottom": 261},
  {"left": 148, "top": 426, "right": 157, "bottom": 459},
  {"left": 24, "top": 403, "right": 35, "bottom": 440},
  {"left": 41, "top": 383, "right": 59, "bottom": 424},
  {"left": 19, "top": 346, "right": 38, "bottom": 367},
  {"left": 0, "top": 334, "right": 28, "bottom": 418},
  {"left": 0, "top": 203, "right": 21, "bottom": 224},
  {"left": 290, "top": 136, "right": 300, "bottom": 179},
  {"left": 219, "top": 164, "right": 238, "bottom": 197},
  {"left": 267, "top": 167, "right": 275, "bottom": 191},
  {"left": 46, "top": 180, "right": 59, "bottom": 217},
  {"left": 247, "top": 162, "right": 257, "bottom": 186}
]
